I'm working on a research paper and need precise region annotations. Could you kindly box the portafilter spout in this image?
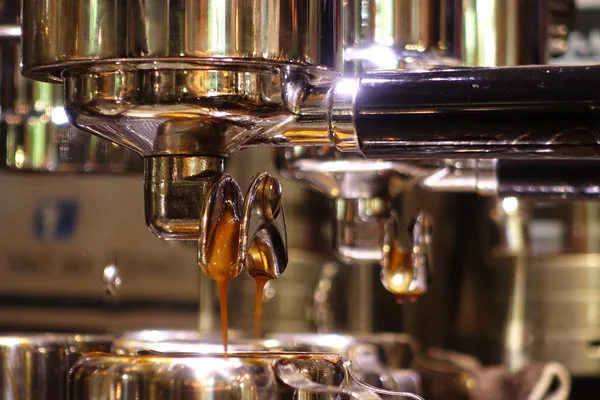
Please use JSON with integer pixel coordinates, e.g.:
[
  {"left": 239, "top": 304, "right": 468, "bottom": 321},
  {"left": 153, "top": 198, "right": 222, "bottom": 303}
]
[{"left": 20, "top": 0, "right": 341, "bottom": 245}]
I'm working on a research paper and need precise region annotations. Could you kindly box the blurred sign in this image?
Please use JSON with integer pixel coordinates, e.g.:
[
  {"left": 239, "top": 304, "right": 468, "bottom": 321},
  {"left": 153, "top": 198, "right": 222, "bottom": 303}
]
[{"left": 33, "top": 198, "right": 79, "bottom": 241}]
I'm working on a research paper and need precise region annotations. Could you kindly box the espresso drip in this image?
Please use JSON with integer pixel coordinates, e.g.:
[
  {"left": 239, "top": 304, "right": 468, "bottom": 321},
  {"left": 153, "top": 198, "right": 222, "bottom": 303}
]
[
  {"left": 253, "top": 276, "right": 270, "bottom": 338},
  {"left": 199, "top": 173, "right": 287, "bottom": 350},
  {"left": 246, "top": 235, "right": 279, "bottom": 338},
  {"left": 205, "top": 201, "right": 242, "bottom": 352},
  {"left": 381, "top": 242, "right": 423, "bottom": 302}
]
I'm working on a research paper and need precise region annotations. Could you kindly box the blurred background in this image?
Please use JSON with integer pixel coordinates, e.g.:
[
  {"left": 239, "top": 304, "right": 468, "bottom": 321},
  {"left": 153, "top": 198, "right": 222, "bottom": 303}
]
[{"left": 2, "top": 0, "right": 600, "bottom": 398}]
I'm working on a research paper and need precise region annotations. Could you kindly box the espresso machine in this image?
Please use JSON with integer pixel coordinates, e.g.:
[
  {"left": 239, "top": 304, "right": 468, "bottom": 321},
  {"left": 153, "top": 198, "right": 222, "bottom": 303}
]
[{"left": 0, "top": 0, "right": 597, "bottom": 398}]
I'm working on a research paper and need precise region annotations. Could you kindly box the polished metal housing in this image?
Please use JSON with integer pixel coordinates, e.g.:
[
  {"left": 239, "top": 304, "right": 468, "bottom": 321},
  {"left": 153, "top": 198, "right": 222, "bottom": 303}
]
[
  {"left": 144, "top": 156, "right": 224, "bottom": 240},
  {"left": 21, "top": 0, "right": 342, "bottom": 158},
  {"left": 0, "top": 334, "right": 112, "bottom": 399},
  {"left": 276, "top": 0, "right": 463, "bottom": 265},
  {"left": 275, "top": 0, "right": 579, "bottom": 267},
  {"left": 22, "top": 0, "right": 342, "bottom": 82},
  {"left": 69, "top": 352, "right": 410, "bottom": 400},
  {"left": 80, "top": 331, "right": 425, "bottom": 399},
  {"left": 20, "top": 0, "right": 582, "bottom": 161}
]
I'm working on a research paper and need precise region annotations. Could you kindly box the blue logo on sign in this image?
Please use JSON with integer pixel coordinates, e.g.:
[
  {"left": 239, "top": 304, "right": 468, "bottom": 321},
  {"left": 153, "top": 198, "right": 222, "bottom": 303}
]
[{"left": 33, "top": 199, "right": 78, "bottom": 241}]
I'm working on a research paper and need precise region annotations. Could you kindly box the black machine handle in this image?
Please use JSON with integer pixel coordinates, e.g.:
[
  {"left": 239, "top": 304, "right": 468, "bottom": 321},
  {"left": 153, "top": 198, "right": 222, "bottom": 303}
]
[
  {"left": 354, "top": 66, "right": 600, "bottom": 159},
  {"left": 497, "top": 160, "right": 600, "bottom": 199}
]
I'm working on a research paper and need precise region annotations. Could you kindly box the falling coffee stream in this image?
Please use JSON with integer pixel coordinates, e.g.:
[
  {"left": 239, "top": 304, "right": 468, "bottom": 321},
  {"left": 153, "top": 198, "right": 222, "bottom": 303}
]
[
  {"left": 206, "top": 201, "right": 241, "bottom": 352},
  {"left": 246, "top": 236, "right": 277, "bottom": 339},
  {"left": 204, "top": 174, "right": 284, "bottom": 350},
  {"left": 217, "top": 280, "right": 229, "bottom": 352},
  {"left": 253, "top": 276, "right": 270, "bottom": 338}
]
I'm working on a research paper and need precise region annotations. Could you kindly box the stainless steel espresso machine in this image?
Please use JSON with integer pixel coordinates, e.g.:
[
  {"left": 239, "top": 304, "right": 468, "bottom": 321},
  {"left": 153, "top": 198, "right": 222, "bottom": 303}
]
[{"left": 2, "top": 0, "right": 599, "bottom": 398}]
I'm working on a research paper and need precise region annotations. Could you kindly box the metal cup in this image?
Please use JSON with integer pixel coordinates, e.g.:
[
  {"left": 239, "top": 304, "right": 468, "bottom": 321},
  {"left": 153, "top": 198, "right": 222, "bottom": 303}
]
[
  {"left": 265, "top": 333, "right": 422, "bottom": 395},
  {"left": 112, "top": 329, "right": 264, "bottom": 355},
  {"left": 0, "top": 333, "right": 113, "bottom": 400},
  {"left": 69, "top": 352, "right": 350, "bottom": 400}
]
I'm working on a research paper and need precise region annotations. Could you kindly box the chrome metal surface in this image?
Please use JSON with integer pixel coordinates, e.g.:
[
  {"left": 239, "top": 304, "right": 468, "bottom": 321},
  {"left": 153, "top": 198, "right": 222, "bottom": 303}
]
[
  {"left": 145, "top": 156, "right": 224, "bottom": 240},
  {"left": 0, "top": 25, "right": 19, "bottom": 38},
  {"left": 460, "top": 0, "right": 574, "bottom": 66},
  {"left": 63, "top": 68, "right": 334, "bottom": 157},
  {"left": 275, "top": 0, "right": 459, "bottom": 266},
  {"left": 0, "top": 334, "right": 112, "bottom": 399},
  {"left": 266, "top": 332, "right": 422, "bottom": 395},
  {"left": 102, "top": 260, "right": 122, "bottom": 296},
  {"left": 272, "top": 0, "right": 579, "bottom": 269},
  {"left": 490, "top": 197, "right": 530, "bottom": 372},
  {"left": 354, "top": 66, "right": 600, "bottom": 159},
  {"left": 276, "top": 358, "right": 424, "bottom": 399},
  {"left": 274, "top": 359, "right": 379, "bottom": 400},
  {"left": 333, "top": 198, "right": 389, "bottom": 263},
  {"left": 462, "top": 0, "right": 532, "bottom": 66},
  {"left": 21, "top": 0, "right": 342, "bottom": 160},
  {"left": 11, "top": 0, "right": 594, "bottom": 393},
  {"left": 69, "top": 352, "right": 352, "bottom": 400},
  {"left": 342, "top": 0, "right": 463, "bottom": 75},
  {"left": 418, "top": 196, "right": 600, "bottom": 378},
  {"left": 344, "top": 366, "right": 423, "bottom": 400},
  {"left": 20, "top": 0, "right": 587, "bottom": 163},
  {"left": 18, "top": 0, "right": 587, "bottom": 164},
  {"left": 242, "top": 173, "right": 288, "bottom": 280},
  {"left": 487, "top": 202, "right": 600, "bottom": 376},
  {"left": 421, "top": 160, "right": 498, "bottom": 195},
  {"left": 496, "top": 160, "right": 600, "bottom": 199},
  {"left": 112, "top": 330, "right": 263, "bottom": 355},
  {"left": 276, "top": 147, "right": 440, "bottom": 199},
  {"left": 22, "top": 0, "right": 342, "bottom": 82},
  {"left": 266, "top": 332, "right": 419, "bottom": 368}
]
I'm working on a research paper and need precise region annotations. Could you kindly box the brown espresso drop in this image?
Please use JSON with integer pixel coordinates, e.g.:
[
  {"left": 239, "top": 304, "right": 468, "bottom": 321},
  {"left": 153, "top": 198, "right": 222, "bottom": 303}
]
[
  {"left": 205, "top": 201, "right": 242, "bottom": 352},
  {"left": 382, "top": 242, "right": 424, "bottom": 298}
]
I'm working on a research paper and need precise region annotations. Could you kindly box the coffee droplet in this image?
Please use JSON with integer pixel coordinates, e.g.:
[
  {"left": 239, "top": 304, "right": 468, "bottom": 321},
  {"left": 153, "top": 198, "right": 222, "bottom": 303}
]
[
  {"left": 381, "top": 241, "right": 426, "bottom": 299},
  {"left": 381, "top": 242, "right": 413, "bottom": 294},
  {"left": 102, "top": 262, "right": 121, "bottom": 296}
]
